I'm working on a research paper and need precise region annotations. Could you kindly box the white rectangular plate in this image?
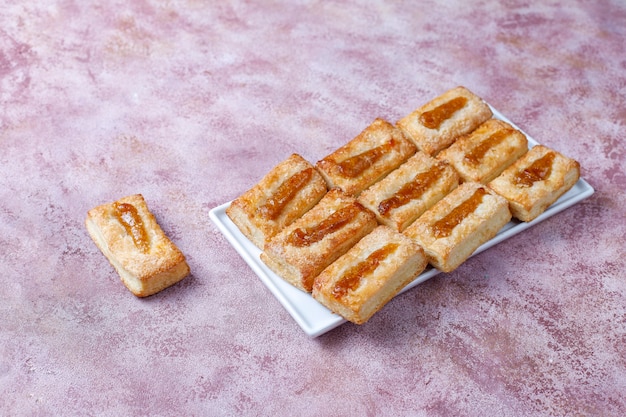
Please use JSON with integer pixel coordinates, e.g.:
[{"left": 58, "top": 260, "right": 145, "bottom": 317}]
[{"left": 209, "top": 106, "right": 595, "bottom": 337}]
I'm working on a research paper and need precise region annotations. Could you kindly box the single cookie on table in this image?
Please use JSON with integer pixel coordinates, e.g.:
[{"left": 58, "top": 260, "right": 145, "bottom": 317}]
[
  {"left": 488, "top": 144, "right": 580, "bottom": 222},
  {"left": 85, "top": 194, "right": 190, "bottom": 297},
  {"left": 260, "top": 188, "right": 377, "bottom": 293},
  {"left": 358, "top": 151, "right": 460, "bottom": 232},
  {"left": 397, "top": 86, "right": 493, "bottom": 156},
  {"left": 226, "top": 153, "right": 328, "bottom": 249},
  {"left": 312, "top": 225, "right": 428, "bottom": 325},
  {"left": 403, "top": 182, "right": 511, "bottom": 273},
  {"left": 437, "top": 118, "right": 528, "bottom": 184},
  {"left": 316, "top": 118, "right": 417, "bottom": 197}
]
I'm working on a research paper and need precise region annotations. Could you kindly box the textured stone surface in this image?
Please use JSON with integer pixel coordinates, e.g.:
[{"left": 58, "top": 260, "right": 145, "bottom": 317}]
[{"left": 1, "top": 1, "right": 625, "bottom": 416}]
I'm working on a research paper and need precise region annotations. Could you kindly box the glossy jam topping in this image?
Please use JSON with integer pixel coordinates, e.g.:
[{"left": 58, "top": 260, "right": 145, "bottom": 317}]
[
  {"left": 335, "top": 139, "right": 395, "bottom": 178},
  {"left": 286, "top": 203, "right": 362, "bottom": 247},
  {"left": 419, "top": 96, "right": 468, "bottom": 130},
  {"left": 257, "top": 168, "right": 313, "bottom": 220},
  {"left": 464, "top": 129, "right": 513, "bottom": 166},
  {"left": 378, "top": 163, "right": 446, "bottom": 216},
  {"left": 331, "top": 243, "right": 399, "bottom": 299},
  {"left": 432, "top": 187, "right": 488, "bottom": 238},
  {"left": 514, "top": 151, "right": 555, "bottom": 187},
  {"left": 114, "top": 202, "right": 150, "bottom": 253}
]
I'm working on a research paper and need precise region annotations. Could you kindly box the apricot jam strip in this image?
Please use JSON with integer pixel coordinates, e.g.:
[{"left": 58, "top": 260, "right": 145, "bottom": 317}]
[
  {"left": 419, "top": 96, "right": 468, "bottom": 130},
  {"left": 114, "top": 202, "right": 150, "bottom": 253},
  {"left": 335, "top": 140, "right": 395, "bottom": 178},
  {"left": 378, "top": 163, "right": 446, "bottom": 216},
  {"left": 513, "top": 152, "right": 555, "bottom": 187},
  {"left": 331, "top": 243, "right": 399, "bottom": 299},
  {"left": 257, "top": 168, "right": 313, "bottom": 220},
  {"left": 432, "top": 187, "right": 487, "bottom": 238},
  {"left": 286, "top": 203, "right": 362, "bottom": 247},
  {"left": 464, "top": 129, "right": 513, "bottom": 166}
]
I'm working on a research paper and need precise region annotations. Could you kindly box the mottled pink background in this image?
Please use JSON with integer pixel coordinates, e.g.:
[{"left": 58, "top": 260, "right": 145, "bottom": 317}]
[{"left": 1, "top": 1, "right": 625, "bottom": 416}]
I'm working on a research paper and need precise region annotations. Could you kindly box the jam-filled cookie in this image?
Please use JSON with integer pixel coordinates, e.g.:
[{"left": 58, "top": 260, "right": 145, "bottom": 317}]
[
  {"left": 312, "top": 225, "right": 427, "bottom": 324},
  {"left": 397, "top": 86, "right": 493, "bottom": 156},
  {"left": 316, "top": 118, "right": 416, "bottom": 197},
  {"left": 488, "top": 145, "right": 580, "bottom": 222},
  {"left": 437, "top": 118, "right": 528, "bottom": 184},
  {"left": 86, "top": 194, "right": 190, "bottom": 297},
  {"left": 226, "top": 153, "right": 327, "bottom": 249},
  {"left": 261, "top": 188, "right": 377, "bottom": 292},
  {"left": 404, "top": 182, "right": 511, "bottom": 272},
  {"left": 358, "top": 151, "right": 459, "bottom": 232}
]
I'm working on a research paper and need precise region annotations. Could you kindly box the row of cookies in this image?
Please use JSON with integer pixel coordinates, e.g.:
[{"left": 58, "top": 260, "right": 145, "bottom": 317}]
[{"left": 226, "top": 86, "right": 580, "bottom": 324}]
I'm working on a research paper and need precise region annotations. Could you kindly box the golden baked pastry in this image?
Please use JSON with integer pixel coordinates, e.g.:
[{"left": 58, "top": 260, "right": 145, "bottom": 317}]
[
  {"left": 397, "top": 86, "right": 493, "bottom": 155},
  {"left": 488, "top": 144, "right": 580, "bottom": 222},
  {"left": 437, "top": 118, "right": 528, "bottom": 184},
  {"left": 358, "top": 151, "right": 459, "bottom": 232},
  {"left": 260, "top": 188, "right": 377, "bottom": 292},
  {"left": 312, "top": 225, "right": 428, "bottom": 325},
  {"left": 85, "top": 194, "right": 190, "bottom": 297},
  {"left": 226, "top": 153, "right": 328, "bottom": 249},
  {"left": 316, "top": 118, "right": 417, "bottom": 196},
  {"left": 404, "top": 182, "right": 511, "bottom": 272}
]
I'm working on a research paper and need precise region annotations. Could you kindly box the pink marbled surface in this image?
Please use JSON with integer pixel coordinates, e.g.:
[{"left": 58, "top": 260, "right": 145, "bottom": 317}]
[{"left": 1, "top": 1, "right": 625, "bottom": 416}]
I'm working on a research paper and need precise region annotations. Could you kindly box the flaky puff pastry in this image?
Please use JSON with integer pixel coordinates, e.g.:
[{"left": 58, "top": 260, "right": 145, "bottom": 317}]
[
  {"left": 437, "top": 118, "right": 528, "bottom": 184},
  {"left": 397, "top": 86, "right": 493, "bottom": 156},
  {"left": 86, "top": 194, "right": 190, "bottom": 297},
  {"left": 316, "top": 118, "right": 416, "bottom": 197},
  {"left": 312, "top": 225, "right": 427, "bottom": 325},
  {"left": 260, "top": 188, "right": 377, "bottom": 292},
  {"left": 488, "top": 145, "right": 580, "bottom": 222},
  {"left": 358, "top": 151, "right": 459, "bottom": 232},
  {"left": 404, "top": 182, "right": 511, "bottom": 273},
  {"left": 226, "top": 153, "right": 328, "bottom": 249}
]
